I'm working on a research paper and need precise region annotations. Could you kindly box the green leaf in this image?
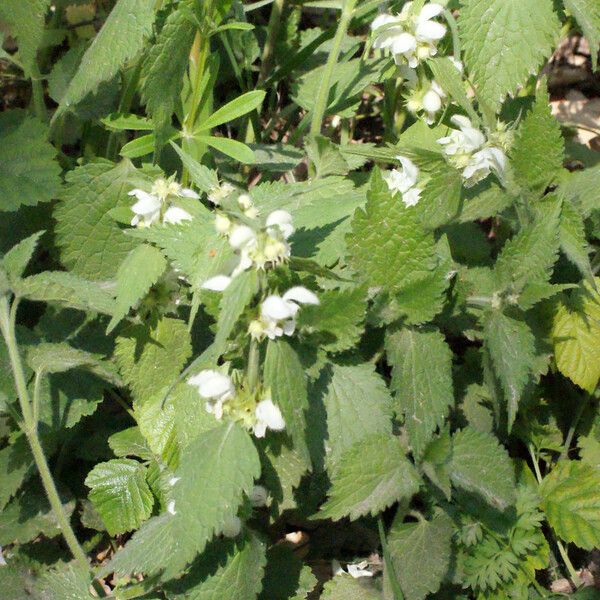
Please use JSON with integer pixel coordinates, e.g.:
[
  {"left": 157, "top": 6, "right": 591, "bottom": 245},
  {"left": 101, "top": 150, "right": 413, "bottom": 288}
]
[
  {"left": 115, "top": 317, "right": 192, "bottom": 403},
  {"left": 57, "top": 0, "right": 156, "bottom": 114},
  {"left": 319, "top": 433, "right": 420, "bottom": 521},
  {"left": 305, "top": 136, "right": 349, "bottom": 179},
  {"left": 108, "top": 427, "right": 153, "bottom": 461},
  {"left": 14, "top": 271, "right": 116, "bottom": 315},
  {"left": 450, "top": 427, "right": 516, "bottom": 510},
  {"left": 347, "top": 169, "right": 436, "bottom": 292},
  {"left": 558, "top": 164, "right": 600, "bottom": 217},
  {"left": 173, "top": 423, "right": 261, "bottom": 551},
  {"left": 320, "top": 576, "right": 381, "bottom": 600},
  {"left": 322, "top": 362, "right": 392, "bottom": 472},
  {"left": 101, "top": 113, "right": 154, "bottom": 131},
  {"left": 511, "top": 82, "right": 564, "bottom": 189},
  {"left": 0, "top": 110, "right": 60, "bottom": 212},
  {"left": 85, "top": 458, "right": 154, "bottom": 535},
  {"left": 165, "top": 533, "right": 267, "bottom": 600},
  {"left": 541, "top": 461, "right": 600, "bottom": 550},
  {"left": 386, "top": 327, "right": 454, "bottom": 460},
  {"left": 38, "top": 564, "right": 95, "bottom": 600},
  {"left": 197, "top": 91, "right": 266, "bottom": 131},
  {"left": 483, "top": 311, "right": 536, "bottom": 430},
  {"left": 2, "top": 231, "right": 44, "bottom": 282},
  {"left": 54, "top": 159, "right": 149, "bottom": 280},
  {"left": 418, "top": 160, "right": 464, "bottom": 229},
  {"left": 197, "top": 135, "right": 256, "bottom": 164},
  {"left": 388, "top": 510, "right": 454, "bottom": 600},
  {"left": 0, "top": 437, "right": 34, "bottom": 511},
  {"left": 107, "top": 244, "right": 167, "bottom": 333},
  {"left": 559, "top": 199, "right": 593, "bottom": 282},
  {"left": 264, "top": 339, "right": 311, "bottom": 465},
  {"left": 170, "top": 143, "right": 219, "bottom": 193},
  {"left": 459, "top": 0, "right": 560, "bottom": 110},
  {"left": 459, "top": 183, "right": 512, "bottom": 223},
  {"left": 552, "top": 279, "right": 600, "bottom": 392},
  {"left": 564, "top": 0, "right": 600, "bottom": 70}
]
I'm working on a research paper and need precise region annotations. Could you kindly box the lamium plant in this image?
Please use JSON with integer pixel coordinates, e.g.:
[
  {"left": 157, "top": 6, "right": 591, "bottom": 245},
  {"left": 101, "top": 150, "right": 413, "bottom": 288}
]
[{"left": 1, "top": 0, "right": 600, "bottom": 599}]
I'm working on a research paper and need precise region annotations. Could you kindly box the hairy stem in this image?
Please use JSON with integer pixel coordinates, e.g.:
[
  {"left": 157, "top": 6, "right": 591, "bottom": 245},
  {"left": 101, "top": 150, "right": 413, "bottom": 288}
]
[
  {"left": 247, "top": 338, "right": 260, "bottom": 392},
  {"left": 258, "top": 0, "right": 286, "bottom": 86},
  {"left": 378, "top": 516, "right": 404, "bottom": 600}
]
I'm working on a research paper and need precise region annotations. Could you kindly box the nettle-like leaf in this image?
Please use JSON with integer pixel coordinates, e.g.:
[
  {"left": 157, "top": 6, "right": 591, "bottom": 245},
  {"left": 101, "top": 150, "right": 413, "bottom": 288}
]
[
  {"left": 541, "top": 460, "right": 600, "bottom": 550},
  {"left": 0, "top": 438, "right": 34, "bottom": 512},
  {"left": 322, "top": 362, "right": 393, "bottom": 472},
  {"left": 2, "top": 231, "right": 44, "bottom": 283},
  {"left": 57, "top": 0, "right": 156, "bottom": 114},
  {"left": 85, "top": 458, "right": 154, "bottom": 535},
  {"left": 387, "top": 510, "right": 454, "bottom": 600},
  {"left": 386, "top": 327, "right": 454, "bottom": 460},
  {"left": 552, "top": 279, "right": 600, "bottom": 392},
  {"left": 38, "top": 563, "right": 95, "bottom": 600},
  {"left": 347, "top": 169, "right": 436, "bottom": 292},
  {"left": 459, "top": 0, "right": 560, "bottom": 110},
  {"left": 418, "top": 160, "right": 464, "bottom": 229},
  {"left": 511, "top": 82, "right": 564, "bottom": 189},
  {"left": 450, "top": 427, "right": 516, "bottom": 510},
  {"left": 559, "top": 165, "right": 600, "bottom": 218},
  {"left": 559, "top": 199, "right": 594, "bottom": 282},
  {"left": 319, "top": 433, "right": 420, "bottom": 521},
  {"left": 564, "top": 0, "right": 600, "bottom": 70},
  {"left": 320, "top": 575, "right": 381, "bottom": 600},
  {"left": 0, "top": 111, "right": 60, "bottom": 212}
]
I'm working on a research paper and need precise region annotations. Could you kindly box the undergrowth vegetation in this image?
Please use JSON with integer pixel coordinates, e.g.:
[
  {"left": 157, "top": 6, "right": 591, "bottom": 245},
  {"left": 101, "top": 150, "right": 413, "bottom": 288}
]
[{"left": 1, "top": 0, "right": 600, "bottom": 598}]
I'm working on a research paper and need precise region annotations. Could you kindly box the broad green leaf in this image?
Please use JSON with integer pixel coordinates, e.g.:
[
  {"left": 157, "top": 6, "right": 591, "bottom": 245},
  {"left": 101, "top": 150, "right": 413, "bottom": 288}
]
[
  {"left": 170, "top": 143, "right": 219, "bottom": 193},
  {"left": 165, "top": 534, "right": 267, "bottom": 600},
  {"left": 564, "top": 0, "right": 600, "bottom": 70},
  {"left": 558, "top": 164, "right": 600, "bottom": 217},
  {"left": 54, "top": 160, "right": 150, "bottom": 280},
  {"left": 418, "top": 160, "right": 464, "bottom": 229},
  {"left": 2, "top": 231, "right": 44, "bottom": 282},
  {"left": 108, "top": 427, "right": 153, "bottom": 461},
  {"left": 386, "top": 327, "right": 454, "bottom": 460},
  {"left": 347, "top": 169, "right": 436, "bottom": 292},
  {"left": 173, "top": 423, "right": 261, "bottom": 551},
  {"left": 450, "top": 427, "right": 516, "bottom": 510},
  {"left": 541, "top": 461, "right": 600, "bottom": 550},
  {"left": 85, "top": 458, "right": 154, "bottom": 535},
  {"left": 322, "top": 362, "right": 392, "bottom": 472},
  {"left": 197, "top": 135, "right": 255, "bottom": 164},
  {"left": 319, "top": 433, "right": 420, "bottom": 521},
  {"left": 320, "top": 576, "right": 381, "bottom": 600},
  {"left": 0, "top": 438, "right": 34, "bottom": 511},
  {"left": 388, "top": 510, "right": 454, "bottom": 600},
  {"left": 135, "top": 385, "right": 177, "bottom": 460},
  {"left": 483, "top": 311, "right": 536, "bottom": 430},
  {"left": 0, "top": 111, "right": 60, "bottom": 212},
  {"left": 107, "top": 244, "right": 167, "bottom": 333},
  {"left": 197, "top": 91, "right": 266, "bottom": 131},
  {"left": 264, "top": 339, "right": 311, "bottom": 465},
  {"left": 305, "top": 136, "right": 349, "bottom": 179},
  {"left": 552, "top": 279, "right": 600, "bottom": 392},
  {"left": 38, "top": 564, "right": 95, "bottom": 600},
  {"left": 57, "top": 0, "right": 156, "bottom": 114},
  {"left": 512, "top": 83, "right": 564, "bottom": 189},
  {"left": 14, "top": 271, "right": 116, "bottom": 315},
  {"left": 459, "top": 0, "right": 560, "bottom": 110},
  {"left": 115, "top": 317, "right": 192, "bottom": 403},
  {"left": 559, "top": 200, "right": 593, "bottom": 282},
  {"left": 101, "top": 113, "right": 153, "bottom": 131},
  {"left": 459, "top": 183, "right": 512, "bottom": 223}
]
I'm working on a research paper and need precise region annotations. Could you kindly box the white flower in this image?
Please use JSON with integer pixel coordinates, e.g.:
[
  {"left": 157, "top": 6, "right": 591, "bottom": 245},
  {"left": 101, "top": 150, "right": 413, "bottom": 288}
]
[
  {"left": 0, "top": 546, "right": 6, "bottom": 566},
  {"left": 422, "top": 81, "right": 445, "bottom": 124},
  {"left": 169, "top": 476, "right": 180, "bottom": 487},
  {"left": 258, "top": 287, "right": 319, "bottom": 340},
  {"left": 253, "top": 398, "right": 285, "bottom": 438},
  {"left": 208, "top": 181, "right": 235, "bottom": 205},
  {"left": 129, "top": 189, "right": 162, "bottom": 227},
  {"left": 188, "top": 370, "right": 235, "bottom": 420},
  {"left": 249, "top": 485, "right": 269, "bottom": 507},
  {"left": 437, "top": 115, "right": 486, "bottom": 156},
  {"left": 215, "top": 213, "right": 232, "bottom": 235},
  {"left": 462, "top": 146, "right": 507, "bottom": 187},
  {"left": 384, "top": 156, "right": 422, "bottom": 208},
  {"left": 266, "top": 210, "right": 294, "bottom": 239},
  {"left": 346, "top": 561, "right": 374, "bottom": 579},
  {"left": 151, "top": 177, "right": 199, "bottom": 201},
  {"left": 167, "top": 500, "right": 177, "bottom": 515},
  {"left": 229, "top": 224, "right": 257, "bottom": 250},
  {"left": 163, "top": 206, "right": 192, "bottom": 224},
  {"left": 201, "top": 275, "right": 232, "bottom": 292},
  {"left": 222, "top": 515, "right": 242, "bottom": 538}
]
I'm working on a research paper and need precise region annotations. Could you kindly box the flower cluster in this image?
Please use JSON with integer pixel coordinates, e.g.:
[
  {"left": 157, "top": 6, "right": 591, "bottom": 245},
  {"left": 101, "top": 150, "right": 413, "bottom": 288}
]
[
  {"left": 129, "top": 177, "right": 199, "bottom": 227},
  {"left": 371, "top": 2, "right": 447, "bottom": 68},
  {"left": 248, "top": 286, "right": 320, "bottom": 340},
  {"left": 383, "top": 156, "right": 422, "bottom": 207},
  {"left": 187, "top": 370, "right": 285, "bottom": 438},
  {"left": 437, "top": 115, "right": 508, "bottom": 187}
]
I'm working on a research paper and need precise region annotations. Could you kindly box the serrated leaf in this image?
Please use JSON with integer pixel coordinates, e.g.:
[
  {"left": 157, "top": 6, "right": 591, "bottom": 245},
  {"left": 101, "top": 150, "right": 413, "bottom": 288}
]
[
  {"left": 107, "top": 244, "right": 167, "bottom": 333},
  {"left": 386, "top": 327, "right": 454, "bottom": 460},
  {"left": 388, "top": 510, "right": 453, "bottom": 600},
  {"left": 38, "top": 563, "right": 95, "bottom": 600},
  {"left": 57, "top": 0, "right": 156, "bottom": 114},
  {"left": 418, "top": 160, "right": 464, "bottom": 229},
  {"left": 0, "top": 437, "right": 34, "bottom": 511},
  {"left": 450, "top": 427, "right": 516, "bottom": 510},
  {"left": 115, "top": 317, "right": 192, "bottom": 403},
  {"left": 14, "top": 271, "right": 116, "bottom": 315},
  {"left": 263, "top": 339, "right": 311, "bottom": 465},
  {"left": 458, "top": 183, "right": 512, "bottom": 223},
  {"left": 170, "top": 143, "right": 219, "bottom": 193},
  {"left": 347, "top": 169, "right": 436, "bottom": 292},
  {"left": 552, "top": 279, "right": 600, "bottom": 392},
  {"left": 320, "top": 576, "right": 381, "bottom": 600},
  {"left": 0, "top": 111, "right": 60, "bottom": 212},
  {"left": 54, "top": 160, "right": 150, "bottom": 280},
  {"left": 85, "top": 458, "right": 154, "bottom": 535},
  {"left": 512, "top": 83, "right": 564, "bottom": 189},
  {"left": 483, "top": 311, "right": 536, "bottom": 430},
  {"left": 558, "top": 164, "right": 600, "bottom": 217},
  {"left": 559, "top": 199, "right": 593, "bottom": 281},
  {"left": 2, "top": 231, "right": 44, "bottom": 282},
  {"left": 322, "top": 362, "right": 392, "bottom": 472},
  {"left": 319, "top": 433, "right": 420, "bottom": 521},
  {"left": 108, "top": 427, "right": 153, "bottom": 460},
  {"left": 459, "top": 0, "right": 559, "bottom": 110},
  {"left": 541, "top": 460, "right": 600, "bottom": 550},
  {"left": 564, "top": 0, "right": 600, "bottom": 70},
  {"left": 305, "top": 136, "right": 349, "bottom": 179}
]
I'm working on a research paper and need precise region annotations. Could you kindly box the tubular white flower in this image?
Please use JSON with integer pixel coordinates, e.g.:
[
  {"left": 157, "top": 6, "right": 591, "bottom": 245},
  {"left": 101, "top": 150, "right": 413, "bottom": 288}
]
[
  {"left": 201, "top": 275, "right": 232, "bottom": 292},
  {"left": 188, "top": 370, "right": 234, "bottom": 421},
  {"left": 253, "top": 398, "right": 285, "bottom": 438},
  {"left": 462, "top": 147, "right": 507, "bottom": 187},
  {"left": 163, "top": 206, "right": 192, "bottom": 224},
  {"left": 282, "top": 286, "right": 320, "bottom": 306},
  {"left": 384, "top": 156, "right": 422, "bottom": 207},
  {"left": 266, "top": 210, "right": 294, "bottom": 239},
  {"left": 214, "top": 213, "right": 232, "bottom": 235},
  {"left": 129, "top": 190, "right": 161, "bottom": 227},
  {"left": 258, "top": 287, "right": 319, "bottom": 340},
  {"left": 229, "top": 224, "right": 257, "bottom": 250},
  {"left": 402, "top": 187, "right": 422, "bottom": 208},
  {"left": 208, "top": 181, "right": 235, "bottom": 205},
  {"left": 415, "top": 4, "right": 446, "bottom": 44},
  {"left": 347, "top": 561, "right": 374, "bottom": 579},
  {"left": 167, "top": 500, "right": 177, "bottom": 515},
  {"left": 437, "top": 115, "right": 486, "bottom": 156}
]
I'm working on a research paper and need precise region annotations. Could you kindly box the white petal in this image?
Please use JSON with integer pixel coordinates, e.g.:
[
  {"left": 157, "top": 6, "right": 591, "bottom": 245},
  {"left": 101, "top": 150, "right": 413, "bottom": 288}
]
[
  {"left": 422, "top": 89, "right": 442, "bottom": 113},
  {"left": 167, "top": 500, "right": 177, "bottom": 515},
  {"left": 0, "top": 546, "right": 6, "bottom": 566},
  {"left": 253, "top": 420, "right": 268, "bottom": 438},
  {"left": 371, "top": 13, "right": 397, "bottom": 31},
  {"left": 282, "top": 286, "right": 320, "bottom": 306},
  {"left": 415, "top": 20, "right": 446, "bottom": 41},
  {"left": 163, "top": 206, "right": 192, "bottom": 224},
  {"left": 450, "top": 115, "right": 473, "bottom": 130},
  {"left": 261, "top": 295, "right": 295, "bottom": 321},
  {"left": 391, "top": 32, "right": 417, "bottom": 54},
  {"left": 201, "top": 275, "right": 232, "bottom": 292},
  {"left": 188, "top": 370, "right": 234, "bottom": 400},
  {"left": 397, "top": 156, "right": 419, "bottom": 187},
  {"left": 131, "top": 192, "right": 161, "bottom": 215},
  {"left": 347, "top": 561, "right": 374, "bottom": 578},
  {"left": 180, "top": 188, "right": 200, "bottom": 199},
  {"left": 282, "top": 319, "right": 296, "bottom": 336},
  {"left": 418, "top": 3, "right": 444, "bottom": 21},
  {"left": 229, "top": 225, "right": 256, "bottom": 250},
  {"left": 255, "top": 399, "right": 286, "bottom": 431},
  {"left": 402, "top": 187, "right": 422, "bottom": 207}
]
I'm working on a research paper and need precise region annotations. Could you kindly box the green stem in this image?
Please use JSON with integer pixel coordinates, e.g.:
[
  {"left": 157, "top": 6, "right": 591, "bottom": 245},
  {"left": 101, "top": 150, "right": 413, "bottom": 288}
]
[
  {"left": 559, "top": 394, "right": 589, "bottom": 462},
  {"left": 258, "top": 0, "right": 286, "bottom": 86},
  {"left": 247, "top": 338, "right": 260, "bottom": 392},
  {"left": 31, "top": 77, "right": 47, "bottom": 122},
  {"left": 309, "top": 0, "right": 358, "bottom": 138},
  {"left": 444, "top": 9, "right": 461, "bottom": 59},
  {"left": 378, "top": 517, "right": 404, "bottom": 600}
]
